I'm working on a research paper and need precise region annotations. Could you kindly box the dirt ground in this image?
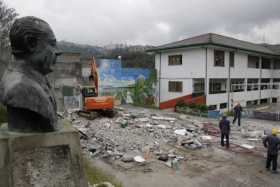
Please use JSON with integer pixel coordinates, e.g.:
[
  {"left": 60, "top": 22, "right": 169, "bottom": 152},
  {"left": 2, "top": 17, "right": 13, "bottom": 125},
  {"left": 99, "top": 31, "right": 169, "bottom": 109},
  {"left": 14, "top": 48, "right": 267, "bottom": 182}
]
[
  {"left": 92, "top": 147, "right": 280, "bottom": 187},
  {"left": 85, "top": 105, "right": 280, "bottom": 187}
]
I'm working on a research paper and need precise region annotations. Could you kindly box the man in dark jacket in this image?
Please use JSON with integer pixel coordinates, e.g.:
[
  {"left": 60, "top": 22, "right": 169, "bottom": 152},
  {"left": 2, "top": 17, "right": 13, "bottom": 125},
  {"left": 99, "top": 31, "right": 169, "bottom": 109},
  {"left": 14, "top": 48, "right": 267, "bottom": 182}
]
[
  {"left": 233, "top": 102, "right": 242, "bottom": 127},
  {"left": 219, "top": 115, "right": 230, "bottom": 148},
  {"left": 263, "top": 128, "right": 280, "bottom": 173}
]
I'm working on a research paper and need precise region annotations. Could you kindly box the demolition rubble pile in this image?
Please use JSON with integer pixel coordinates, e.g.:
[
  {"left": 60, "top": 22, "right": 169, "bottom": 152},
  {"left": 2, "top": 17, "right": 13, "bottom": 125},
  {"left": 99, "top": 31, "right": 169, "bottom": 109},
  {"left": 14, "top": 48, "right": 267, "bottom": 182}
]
[
  {"left": 71, "top": 107, "right": 214, "bottom": 162},
  {"left": 70, "top": 106, "right": 271, "bottom": 164}
]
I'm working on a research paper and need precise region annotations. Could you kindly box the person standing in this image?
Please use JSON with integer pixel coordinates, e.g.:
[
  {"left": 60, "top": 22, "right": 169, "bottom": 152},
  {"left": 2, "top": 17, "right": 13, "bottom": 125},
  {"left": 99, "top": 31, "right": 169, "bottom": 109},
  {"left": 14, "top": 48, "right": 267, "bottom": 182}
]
[
  {"left": 263, "top": 128, "right": 280, "bottom": 174},
  {"left": 219, "top": 115, "right": 231, "bottom": 148},
  {"left": 233, "top": 102, "right": 242, "bottom": 127}
]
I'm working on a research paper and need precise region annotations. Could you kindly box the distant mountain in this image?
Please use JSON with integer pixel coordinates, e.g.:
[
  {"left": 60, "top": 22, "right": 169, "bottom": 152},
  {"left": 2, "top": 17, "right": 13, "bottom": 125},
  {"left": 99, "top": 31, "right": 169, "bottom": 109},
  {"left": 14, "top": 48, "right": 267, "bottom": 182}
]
[
  {"left": 57, "top": 41, "right": 104, "bottom": 60},
  {"left": 57, "top": 41, "right": 155, "bottom": 68}
]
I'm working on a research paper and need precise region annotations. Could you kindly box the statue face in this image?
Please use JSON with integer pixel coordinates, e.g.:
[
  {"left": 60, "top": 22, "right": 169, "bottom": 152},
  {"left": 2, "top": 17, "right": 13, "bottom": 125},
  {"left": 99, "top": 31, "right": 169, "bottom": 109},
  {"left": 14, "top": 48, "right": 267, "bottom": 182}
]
[{"left": 28, "top": 22, "right": 60, "bottom": 75}]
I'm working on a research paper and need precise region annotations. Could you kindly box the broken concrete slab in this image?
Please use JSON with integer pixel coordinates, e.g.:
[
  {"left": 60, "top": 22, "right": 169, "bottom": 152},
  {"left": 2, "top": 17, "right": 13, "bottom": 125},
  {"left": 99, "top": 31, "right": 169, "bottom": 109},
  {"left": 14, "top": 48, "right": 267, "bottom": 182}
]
[
  {"left": 121, "top": 154, "right": 134, "bottom": 162},
  {"left": 152, "top": 116, "right": 177, "bottom": 121},
  {"left": 134, "top": 156, "right": 146, "bottom": 163}
]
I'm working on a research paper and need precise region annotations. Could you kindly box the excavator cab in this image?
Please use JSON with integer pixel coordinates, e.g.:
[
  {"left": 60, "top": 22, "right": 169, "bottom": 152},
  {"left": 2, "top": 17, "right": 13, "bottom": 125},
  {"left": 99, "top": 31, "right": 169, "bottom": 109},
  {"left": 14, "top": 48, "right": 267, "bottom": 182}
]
[{"left": 81, "top": 86, "right": 97, "bottom": 98}]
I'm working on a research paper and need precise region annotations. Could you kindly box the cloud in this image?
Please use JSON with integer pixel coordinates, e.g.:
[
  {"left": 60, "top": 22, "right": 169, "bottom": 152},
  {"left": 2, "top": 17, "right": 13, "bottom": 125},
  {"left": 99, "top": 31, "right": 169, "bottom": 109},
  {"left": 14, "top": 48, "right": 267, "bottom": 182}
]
[
  {"left": 156, "top": 22, "right": 171, "bottom": 34},
  {"left": 5, "top": 0, "right": 280, "bottom": 46}
]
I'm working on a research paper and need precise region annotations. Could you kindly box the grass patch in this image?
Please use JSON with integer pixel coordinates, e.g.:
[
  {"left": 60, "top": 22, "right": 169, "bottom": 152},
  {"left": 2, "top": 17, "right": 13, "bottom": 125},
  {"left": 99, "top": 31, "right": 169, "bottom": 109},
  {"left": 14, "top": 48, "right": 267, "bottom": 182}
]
[
  {"left": 0, "top": 104, "right": 7, "bottom": 124},
  {"left": 83, "top": 157, "right": 122, "bottom": 187}
]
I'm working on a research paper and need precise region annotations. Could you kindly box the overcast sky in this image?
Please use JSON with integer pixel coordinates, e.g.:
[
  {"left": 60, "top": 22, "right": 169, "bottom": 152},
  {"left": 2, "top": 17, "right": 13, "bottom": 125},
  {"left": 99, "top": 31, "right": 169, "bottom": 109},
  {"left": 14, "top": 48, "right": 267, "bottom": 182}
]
[{"left": 5, "top": 0, "right": 280, "bottom": 46}]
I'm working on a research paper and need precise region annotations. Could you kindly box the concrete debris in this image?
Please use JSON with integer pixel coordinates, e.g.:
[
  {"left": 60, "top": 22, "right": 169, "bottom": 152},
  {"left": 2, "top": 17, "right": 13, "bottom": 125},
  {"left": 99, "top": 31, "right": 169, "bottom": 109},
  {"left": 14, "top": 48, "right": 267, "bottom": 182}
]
[
  {"left": 157, "top": 124, "right": 167, "bottom": 129},
  {"left": 151, "top": 116, "right": 177, "bottom": 121},
  {"left": 92, "top": 182, "right": 115, "bottom": 187},
  {"left": 70, "top": 106, "right": 215, "bottom": 163},
  {"left": 174, "top": 129, "right": 187, "bottom": 136},
  {"left": 240, "top": 144, "right": 255, "bottom": 149},
  {"left": 69, "top": 105, "right": 271, "bottom": 168},
  {"left": 201, "top": 135, "right": 213, "bottom": 141},
  {"left": 136, "top": 118, "right": 150, "bottom": 122},
  {"left": 121, "top": 154, "right": 134, "bottom": 162},
  {"left": 158, "top": 154, "right": 169, "bottom": 162},
  {"left": 247, "top": 138, "right": 260, "bottom": 141},
  {"left": 134, "top": 156, "right": 146, "bottom": 163},
  {"left": 241, "top": 130, "right": 264, "bottom": 138}
]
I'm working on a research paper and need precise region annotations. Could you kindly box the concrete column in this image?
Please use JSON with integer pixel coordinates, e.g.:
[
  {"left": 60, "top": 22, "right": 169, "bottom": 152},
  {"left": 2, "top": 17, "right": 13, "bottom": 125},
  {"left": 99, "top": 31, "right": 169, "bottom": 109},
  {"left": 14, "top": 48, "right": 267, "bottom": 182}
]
[
  {"left": 269, "top": 78, "right": 273, "bottom": 103},
  {"left": 258, "top": 56, "right": 262, "bottom": 104},
  {"left": 244, "top": 78, "right": 248, "bottom": 94},
  {"left": 227, "top": 51, "right": 231, "bottom": 111},
  {"left": 204, "top": 48, "right": 208, "bottom": 98}
]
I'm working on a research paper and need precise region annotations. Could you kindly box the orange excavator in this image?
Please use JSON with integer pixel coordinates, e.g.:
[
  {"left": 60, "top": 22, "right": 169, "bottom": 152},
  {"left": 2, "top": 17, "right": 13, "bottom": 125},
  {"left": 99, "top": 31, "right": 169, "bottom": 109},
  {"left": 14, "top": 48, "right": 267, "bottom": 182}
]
[{"left": 78, "top": 57, "right": 115, "bottom": 119}]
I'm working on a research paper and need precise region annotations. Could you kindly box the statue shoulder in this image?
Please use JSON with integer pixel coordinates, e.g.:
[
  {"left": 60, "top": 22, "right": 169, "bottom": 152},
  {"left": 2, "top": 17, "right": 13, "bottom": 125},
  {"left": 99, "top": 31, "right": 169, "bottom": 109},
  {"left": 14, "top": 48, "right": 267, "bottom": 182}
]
[{"left": 2, "top": 71, "right": 55, "bottom": 119}]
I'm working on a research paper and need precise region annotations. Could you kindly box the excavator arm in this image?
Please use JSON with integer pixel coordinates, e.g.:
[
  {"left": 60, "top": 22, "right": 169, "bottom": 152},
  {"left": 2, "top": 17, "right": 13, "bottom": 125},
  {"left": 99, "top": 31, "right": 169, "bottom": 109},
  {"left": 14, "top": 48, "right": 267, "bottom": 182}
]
[{"left": 89, "top": 57, "right": 99, "bottom": 96}]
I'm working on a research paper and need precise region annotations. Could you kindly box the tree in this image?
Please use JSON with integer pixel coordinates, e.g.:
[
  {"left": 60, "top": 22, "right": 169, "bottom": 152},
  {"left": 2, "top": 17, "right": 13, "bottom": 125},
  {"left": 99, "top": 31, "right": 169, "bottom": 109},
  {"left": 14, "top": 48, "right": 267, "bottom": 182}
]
[
  {"left": 0, "top": 1, "right": 17, "bottom": 75},
  {"left": 0, "top": 0, "right": 17, "bottom": 50}
]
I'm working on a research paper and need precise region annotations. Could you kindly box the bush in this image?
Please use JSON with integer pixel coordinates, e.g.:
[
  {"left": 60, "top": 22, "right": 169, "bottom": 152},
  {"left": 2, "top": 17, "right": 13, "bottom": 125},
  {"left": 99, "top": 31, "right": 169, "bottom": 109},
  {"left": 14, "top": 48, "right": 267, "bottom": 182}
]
[
  {"left": 0, "top": 104, "right": 7, "bottom": 124},
  {"left": 225, "top": 110, "right": 234, "bottom": 116},
  {"left": 197, "top": 104, "right": 208, "bottom": 113},
  {"left": 187, "top": 102, "right": 196, "bottom": 109},
  {"left": 175, "top": 100, "right": 187, "bottom": 108},
  {"left": 175, "top": 101, "right": 208, "bottom": 114}
]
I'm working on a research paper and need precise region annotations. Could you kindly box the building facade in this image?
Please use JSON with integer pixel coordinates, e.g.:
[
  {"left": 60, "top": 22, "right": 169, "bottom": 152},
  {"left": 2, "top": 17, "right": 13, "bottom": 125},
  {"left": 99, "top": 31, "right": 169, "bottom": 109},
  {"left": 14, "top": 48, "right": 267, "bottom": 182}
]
[{"left": 148, "top": 33, "right": 280, "bottom": 110}]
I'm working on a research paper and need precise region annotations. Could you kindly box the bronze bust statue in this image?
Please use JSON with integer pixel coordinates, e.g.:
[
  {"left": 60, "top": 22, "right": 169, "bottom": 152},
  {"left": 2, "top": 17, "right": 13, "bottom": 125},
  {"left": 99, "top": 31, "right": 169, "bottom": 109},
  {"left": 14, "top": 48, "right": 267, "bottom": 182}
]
[{"left": 0, "top": 16, "right": 61, "bottom": 132}]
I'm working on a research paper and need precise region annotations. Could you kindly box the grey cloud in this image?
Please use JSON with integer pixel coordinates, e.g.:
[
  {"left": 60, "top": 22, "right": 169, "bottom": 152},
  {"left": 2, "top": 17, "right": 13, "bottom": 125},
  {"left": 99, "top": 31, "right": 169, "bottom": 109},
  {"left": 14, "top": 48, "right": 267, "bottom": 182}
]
[{"left": 5, "top": 0, "right": 280, "bottom": 46}]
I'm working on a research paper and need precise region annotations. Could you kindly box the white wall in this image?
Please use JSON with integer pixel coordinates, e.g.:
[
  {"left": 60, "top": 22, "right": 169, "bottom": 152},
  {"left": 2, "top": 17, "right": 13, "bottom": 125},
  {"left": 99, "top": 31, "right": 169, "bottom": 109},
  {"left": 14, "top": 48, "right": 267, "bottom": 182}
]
[
  {"left": 230, "top": 52, "right": 260, "bottom": 78},
  {"left": 272, "top": 70, "right": 280, "bottom": 78},
  {"left": 207, "top": 48, "right": 228, "bottom": 78},
  {"left": 159, "top": 48, "right": 206, "bottom": 79},
  {"left": 159, "top": 79, "right": 193, "bottom": 102},
  {"left": 155, "top": 46, "right": 280, "bottom": 108},
  {"left": 155, "top": 48, "right": 206, "bottom": 103}
]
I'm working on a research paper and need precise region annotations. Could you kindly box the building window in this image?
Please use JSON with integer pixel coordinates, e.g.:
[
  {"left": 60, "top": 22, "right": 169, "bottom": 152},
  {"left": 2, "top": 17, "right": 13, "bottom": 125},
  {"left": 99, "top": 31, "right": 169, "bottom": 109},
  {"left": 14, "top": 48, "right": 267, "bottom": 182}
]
[
  {"left": 168, "top": 81, "right": 183, "bottom": 92},
  {"left": 229, "top": 52, "right": 234, "bottom": 67},
  {"left": 262, "top": 57, "right": 271, "bottom": 69},
  {"left": 273, "top": 59, "right": 280, "bottom": 69},
  {"left": 214, "top": 50, "right": 225, "bottom": 67},
  {"left": 168, "top": 55, "right": 182, "bottom": 65},
  {"left": 260, "top": 98, "right": 268, "bottom": 104},
  {"left": 272, "top": 98, "right": 277, "bottom": 103},
  {"left": 247, "top": 100, "right": 258, "bottom": 107},
  {"left": 220, "top": 103, "right": 227, "bottom": 109},
  {"left": 193, "top": 79, "right": 205, "bottom": 96},
  {"left": 247, "top": 79, "right": 259, "bottom": 91},
  {"left": 273, "top": 79, "right": 280, "bottom": 89},
  {"left": 261, "top": 79, "right": 270, "bottom": 90},
  {"left": 246, "top": 101, "right": 252, "bottom": 107},
  {"left": 230, "top": 79, "right": 245, "bottom": 92},
  {"left": 208, "top": 105, "right": 217, "bottom": 111},
  {"left": 248, "top": 55, "right": 259, "bottom": 68},
  {"left": 209, "top": 79, "right": 227, "bottom": 94}
]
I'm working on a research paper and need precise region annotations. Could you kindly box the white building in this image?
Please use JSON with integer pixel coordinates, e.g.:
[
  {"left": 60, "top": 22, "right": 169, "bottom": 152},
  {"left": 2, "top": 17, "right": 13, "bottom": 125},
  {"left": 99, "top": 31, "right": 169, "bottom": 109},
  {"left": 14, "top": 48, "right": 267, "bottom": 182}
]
[{"left": 147, "top": 33, "right": 280, "bottom": 110}]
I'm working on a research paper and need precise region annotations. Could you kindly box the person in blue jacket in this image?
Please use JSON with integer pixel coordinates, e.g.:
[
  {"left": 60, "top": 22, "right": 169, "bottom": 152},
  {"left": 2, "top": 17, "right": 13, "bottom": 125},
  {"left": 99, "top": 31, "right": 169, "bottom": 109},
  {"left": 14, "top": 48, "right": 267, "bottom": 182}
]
[
  {"left": 219, "top": 115, "right": 230, "bottom": 148},
  {"left": 233, "top": 102, "right": 242, "bottom": 127},
  {"left": 263, "top": 128, "right": 280, "bottom": 174}
]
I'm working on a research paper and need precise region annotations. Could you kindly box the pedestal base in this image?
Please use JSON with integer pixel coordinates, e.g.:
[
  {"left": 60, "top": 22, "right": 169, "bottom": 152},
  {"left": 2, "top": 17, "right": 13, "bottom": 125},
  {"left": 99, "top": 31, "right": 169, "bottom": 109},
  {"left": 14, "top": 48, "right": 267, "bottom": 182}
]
[{"left": 0, "top": 121, "right": 88, "bottom": 187}]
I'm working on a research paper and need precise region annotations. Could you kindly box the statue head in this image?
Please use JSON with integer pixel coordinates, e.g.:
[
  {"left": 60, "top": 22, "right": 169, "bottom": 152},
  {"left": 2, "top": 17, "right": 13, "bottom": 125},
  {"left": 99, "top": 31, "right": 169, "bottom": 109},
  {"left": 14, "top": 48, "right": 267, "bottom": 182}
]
[{"left": 9, "top": 16, "right": 61, "bottom": 75}]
